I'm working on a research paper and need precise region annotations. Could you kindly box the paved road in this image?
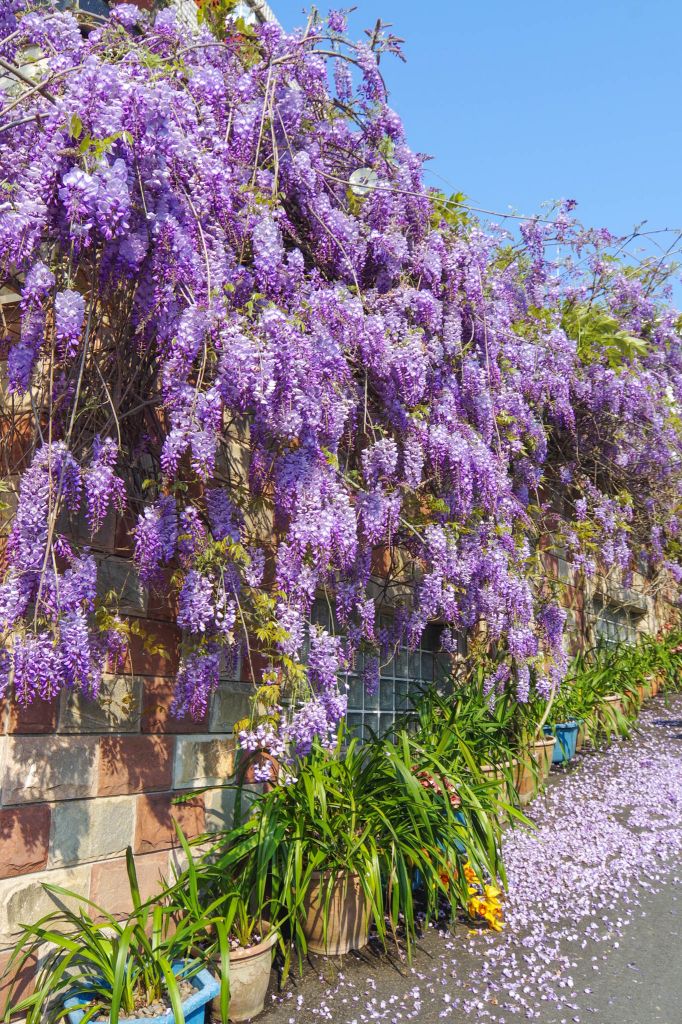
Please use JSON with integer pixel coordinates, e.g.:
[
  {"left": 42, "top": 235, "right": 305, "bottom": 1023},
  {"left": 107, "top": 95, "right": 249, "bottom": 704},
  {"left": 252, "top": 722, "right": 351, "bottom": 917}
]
[{"left": 260, "top": 698, "right": 682, "bottom": 1024}]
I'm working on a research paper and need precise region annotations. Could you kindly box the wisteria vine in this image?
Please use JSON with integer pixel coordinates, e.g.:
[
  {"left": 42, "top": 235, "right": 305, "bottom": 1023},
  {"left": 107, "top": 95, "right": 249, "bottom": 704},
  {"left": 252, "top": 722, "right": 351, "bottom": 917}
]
[{"left": 1, "top": 1, "right": 681, "bottom": 754}]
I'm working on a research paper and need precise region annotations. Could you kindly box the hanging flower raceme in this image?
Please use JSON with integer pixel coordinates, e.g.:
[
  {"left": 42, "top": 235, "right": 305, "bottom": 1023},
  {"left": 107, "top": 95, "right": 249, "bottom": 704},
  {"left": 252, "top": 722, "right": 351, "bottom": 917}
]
[
  {"left": 0, "top": 442, "right": 126, "bottom": 702},
  {"left": 0, "top": 2, "right": 681, "bottom": 755}
]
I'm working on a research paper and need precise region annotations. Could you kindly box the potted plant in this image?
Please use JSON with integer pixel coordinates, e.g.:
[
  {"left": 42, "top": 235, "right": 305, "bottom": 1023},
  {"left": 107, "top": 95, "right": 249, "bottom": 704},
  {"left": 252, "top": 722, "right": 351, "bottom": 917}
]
[
  {"left": 164, "top": 828, "right": 279, "bottom": 1024},
  {"left": 540, "top": 680, "right": 584, "bottom": 764},
  {"left": 214, "top": 724, "right": 506, "bottom": 970},
  {"left": 3, "top": 849, "right": 219, "bottom": 1024},
  {"left": 542, "top": 720, "right": 579, "bottom": 763},
  {"left": 397, "top": 682, "right": 523, "bottom": 815},
  {"left": 514, "top": 731, "right": 556, "bottom": 804}
]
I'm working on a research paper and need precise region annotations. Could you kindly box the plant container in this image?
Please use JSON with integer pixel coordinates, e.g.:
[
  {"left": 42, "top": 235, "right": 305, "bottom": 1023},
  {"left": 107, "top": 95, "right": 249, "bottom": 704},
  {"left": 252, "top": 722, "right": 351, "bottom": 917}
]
[
  {"left": 213, "top": 925, "right": 278, "bottom": 1023},
  {"left": 514, "top": 736, "right": 555, "bottom": 806},
  {"left": 597, "top": 694, "right": 625, "bottom": 735},
  {"left": 64, "top": 967, "right": 219, "bottom": 1024},
  {"left": 480, "top": 759, "right": 518, "bottom": 804},
  {"left": 603, "top": 694, "right": 624, "bottom": 714},
  {"left": 480, "top": 759, "right": 518, "bottom": 780},
  {"left": 238, "top": 750, "right": 280, "bottom": 788},
  {"left": 575, "top": 720, "right": 589, "bottom": 753},
  {"left": 302, "top": 870, "right": 368, "bottom": 955},
  {"left": 543, "top": 721, "right": 579, "bottom": 763}
]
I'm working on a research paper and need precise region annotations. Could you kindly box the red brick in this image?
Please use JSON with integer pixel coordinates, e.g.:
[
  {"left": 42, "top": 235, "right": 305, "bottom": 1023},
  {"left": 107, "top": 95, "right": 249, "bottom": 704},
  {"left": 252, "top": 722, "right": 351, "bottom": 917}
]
[
  {"left": 113, "top": 510, "right": 135, "bottom": 557},
  {"left": 145, "top": 572, "right": 178, "bottom": 622},
  {"left": 540, "top": 550, "right": 559, "bottom": 577},
  {"left": 0, "top": 412, "right": 35, "bottom": 468},
  {"left": 141, "top": 678, "right": 207, "bottom": 734},
  {"left": 0, "top": 805, "right": 50, "bottom": 878},
  {"left": 0, "top": 947, "right": 38, "bottom": 1018},
  {"left": 90, "top": 851, "right": 169, "bottom": 917},
  {"left": 370, "top": 542, "right": 393, "bottom": 578},
  {"left": 134, "top": 793, "right": 205, "bottom": 854},
  {"left": 240, "top": 645, "right": 270, "bottom": 685},
  {"left": 98, "top": 735, "right": 174, "bottom": 796},
  {"left": 124, "top": 620, "right": 180, "bottom": 676},
  {"left": 7, "top": 696, "right": 58, "bottom": 734}
]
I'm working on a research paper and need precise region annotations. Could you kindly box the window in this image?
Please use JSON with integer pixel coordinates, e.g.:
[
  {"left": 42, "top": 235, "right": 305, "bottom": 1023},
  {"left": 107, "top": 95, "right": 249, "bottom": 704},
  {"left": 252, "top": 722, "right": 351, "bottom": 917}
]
[
  {"left": 311, "top": 601, "right": 452, "bottom": 740},
  {"left": 594, "top": 602, "right": 638, "bottom": 647},
  {"left": 346, "top": 622, "right": 451, "bottom": 740}
]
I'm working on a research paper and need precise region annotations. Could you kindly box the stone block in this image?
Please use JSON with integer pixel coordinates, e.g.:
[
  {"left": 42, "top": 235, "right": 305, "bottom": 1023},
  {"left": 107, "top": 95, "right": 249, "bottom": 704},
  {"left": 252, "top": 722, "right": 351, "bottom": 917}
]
[
  {"left": 0, "top": 865, "right": 91, "bottom": 946},
  {"left": 167, "top": 837, "right": 214, "bottom": 878},
  {"left": 203, "top": 784, "right": 259, "bottom": 833},
  {"left": 173, "top": 735, "right": 236, "bottom": 790},
  {"left": 59, "top": 502, "right": 116, "bottom": 553},
  {"left": 145, "top": 572, "right": 177, "bottom": 622},
  {"left": 125, "top": 621, "right": 180, "bottom": 676},
  {"left": 141, "top": 677, "right": 207, "bottom": 734},
  {"left": 134, "top": 793, "right": 205, "bottom": 854},
  {"left": 59, "top": 675, "right": 142, "bottom": 734},
  {"left": 2, "top": 736, "right": 99, "bottom": 805},
  {"left": 7, "top": 695, "right": 59, "bottom": 734},
  {"left": 0, "top": 945, "right": 38, "bottom": 1017},
  {"left": 208, "top": 683, "right": 251, "bottom": 733},
  {"left": 0, "top": 804, "right": 51, "bottom": 878},
  {"left": 95, "top": 555, "right": 147, "bottom": 616},
  {"left": 48, "top": 796, "right": 135, "bottom": 868},
  {"left": 97, "top": 735, "right": 174, "bottom": 796},
  {"left": 89, "top": 851, "right": 169, "bottom": 917},
  {"left": 0, "top": 476, "right": 18, "bottom": 536}
]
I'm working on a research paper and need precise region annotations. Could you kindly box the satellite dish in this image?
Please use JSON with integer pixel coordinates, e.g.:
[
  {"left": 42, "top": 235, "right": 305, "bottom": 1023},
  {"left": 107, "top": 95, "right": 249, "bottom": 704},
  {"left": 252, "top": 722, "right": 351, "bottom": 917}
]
[{"left": 349, "top": 167, "right": 378, "bottom": 198}]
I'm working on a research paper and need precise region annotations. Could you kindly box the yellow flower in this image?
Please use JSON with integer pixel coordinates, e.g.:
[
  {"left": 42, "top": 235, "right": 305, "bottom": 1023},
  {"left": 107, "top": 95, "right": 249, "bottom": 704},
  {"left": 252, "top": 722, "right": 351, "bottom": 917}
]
[{"left": 464, "top": 861, "right": 504, "bottom": 931}]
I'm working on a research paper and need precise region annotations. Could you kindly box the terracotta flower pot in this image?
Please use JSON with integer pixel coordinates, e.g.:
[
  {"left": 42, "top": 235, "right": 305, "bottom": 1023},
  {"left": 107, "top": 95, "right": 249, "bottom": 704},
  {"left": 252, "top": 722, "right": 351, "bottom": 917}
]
[
  {"left": 302, "top": 871, "right": 369, "bottom": 955},
  {"left": 480, "top": 761, "right": 514, "bottom": 780},
  {"left": 238, "top": 750, "right": 280, "bottom": 787},
  {"left": 211, "top": 925, "right": 278, "bottom": 1023},
  {"left": 575, "top": 720, "right": 589, "bottom": 753},
  {"left": 603, "top": 694, "right": 624, "bottom": 714},
  {"left": 598, "top": 694, "right": 625, "bottom": 734},
  {"left": 514, "top": 736, "right": 555, "bottom": 806},
  {"left": 480, "top": 760, "right": 518, "bottom": 803}
]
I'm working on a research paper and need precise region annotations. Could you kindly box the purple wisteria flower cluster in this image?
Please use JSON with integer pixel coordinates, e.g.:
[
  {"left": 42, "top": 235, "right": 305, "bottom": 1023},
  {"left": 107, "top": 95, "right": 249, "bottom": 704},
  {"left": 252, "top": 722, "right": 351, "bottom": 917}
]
[{"left": 1, "top": 3, "right": 681, "bottom": 749}]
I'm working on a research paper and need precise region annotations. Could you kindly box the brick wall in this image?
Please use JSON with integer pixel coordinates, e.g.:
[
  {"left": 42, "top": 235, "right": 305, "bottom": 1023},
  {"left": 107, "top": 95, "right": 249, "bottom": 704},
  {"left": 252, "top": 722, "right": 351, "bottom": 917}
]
[
  {"left": 0, "top": 662, "right": 253, "bottom": 1009},
  {"left": 0, "top": 457, "right": 254, "bottom": 1012}
]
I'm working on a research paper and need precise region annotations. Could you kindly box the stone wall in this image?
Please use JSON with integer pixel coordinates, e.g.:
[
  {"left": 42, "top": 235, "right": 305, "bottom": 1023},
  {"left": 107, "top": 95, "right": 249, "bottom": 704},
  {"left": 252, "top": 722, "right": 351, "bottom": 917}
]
[
  {"left": 0, "top": 459, "right": 253, "bottom": 1012},
  {"left": 540, "top": 541, "right": 678, "bottom": 650},
  {"left": 0, "top": 659, "right": 252, "bottom": 1010}
]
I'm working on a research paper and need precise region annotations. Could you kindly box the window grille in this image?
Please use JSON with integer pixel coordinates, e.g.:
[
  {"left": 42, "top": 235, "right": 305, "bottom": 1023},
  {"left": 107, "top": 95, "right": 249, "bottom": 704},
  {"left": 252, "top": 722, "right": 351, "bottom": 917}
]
[
  {"left": 594, "top": 602, "right": 638, "bottom": 646},
  {"left": 311, "top": 601, "right": 451, "bottom": 740}
]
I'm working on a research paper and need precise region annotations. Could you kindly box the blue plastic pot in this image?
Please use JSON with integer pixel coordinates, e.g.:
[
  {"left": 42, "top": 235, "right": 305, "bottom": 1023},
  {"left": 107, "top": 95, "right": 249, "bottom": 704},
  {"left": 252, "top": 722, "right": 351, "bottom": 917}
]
[
  {"left": 64, "top": 966, "right": 219, "bottom": 1024},
  {"left": 543, "top": 721, "right": 579, "bottom": 764}
]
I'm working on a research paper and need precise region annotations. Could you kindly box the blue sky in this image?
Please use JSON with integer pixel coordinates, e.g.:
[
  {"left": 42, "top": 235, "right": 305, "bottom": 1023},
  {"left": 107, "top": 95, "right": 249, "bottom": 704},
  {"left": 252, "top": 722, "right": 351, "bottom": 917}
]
[{"left": 273, "top": 0, "right": 682, "bottom": 264}]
